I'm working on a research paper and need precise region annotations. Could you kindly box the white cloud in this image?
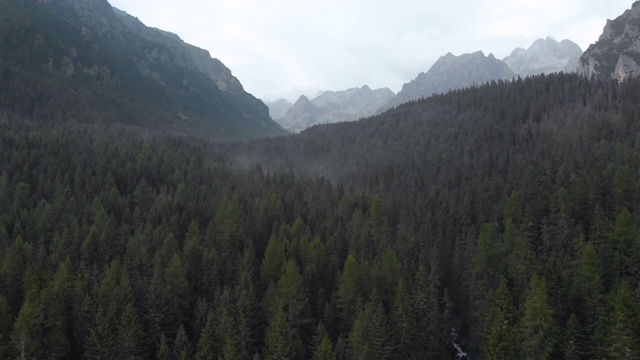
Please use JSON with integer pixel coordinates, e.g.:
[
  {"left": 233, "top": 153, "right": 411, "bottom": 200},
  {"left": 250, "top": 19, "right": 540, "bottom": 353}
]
[{"left": 109, "top": 0, "right": 634, "bottom": 101}]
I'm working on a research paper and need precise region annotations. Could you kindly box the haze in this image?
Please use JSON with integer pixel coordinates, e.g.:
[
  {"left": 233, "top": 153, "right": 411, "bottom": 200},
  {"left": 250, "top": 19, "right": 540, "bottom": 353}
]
[{"left": 109, "top": 0, "right": 633, "bottom": 101}]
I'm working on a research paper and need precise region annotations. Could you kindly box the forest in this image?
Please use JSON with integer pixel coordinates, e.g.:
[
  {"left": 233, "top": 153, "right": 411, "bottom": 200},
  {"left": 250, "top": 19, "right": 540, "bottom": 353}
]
[{"left": 2, "top": 73, "right": 640, "bottom": 359}]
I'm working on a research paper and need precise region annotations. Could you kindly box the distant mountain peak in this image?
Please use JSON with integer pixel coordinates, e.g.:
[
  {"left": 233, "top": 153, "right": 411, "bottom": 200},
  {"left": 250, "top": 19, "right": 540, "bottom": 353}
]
[
  {"left": 503, "top": 37, "right": 582, "bottom": 76},
  {"left": 295, "top": 94, "right": 312, "bottom": 104}
]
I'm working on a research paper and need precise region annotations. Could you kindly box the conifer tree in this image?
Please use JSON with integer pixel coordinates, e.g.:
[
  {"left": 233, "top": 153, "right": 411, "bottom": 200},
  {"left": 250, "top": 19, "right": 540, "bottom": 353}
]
[
  {"left": 337, "top": 254, "right": 362, "bottom": 330},
  {"left": 118, "top": 304, "right": 146, "bottom": 360},
  {"left": 348, "top": 292, "right": 391, "bottom": 360},
  {"left": 11, "top": 288, "right": 44, "bottom": 360},
  {"left": 519, "top": 274, "right": 557, "bottom": 360},
  {"left": 390, "top": 279, "right": 413, "bottom": 359},
  {"left": 606, "top": 281, "right": 638, "bottom": 360},
  {"left": 562, "top": 313, "right": 584, "bottom": 360},
  {"left": 195, "top": 309, "right": 217, "bottom": 360},
  {"left": 157, "top": 334, "right": 171, "bottom": 360},
  {"left": 264, "top": 308, "right": 293, "bottom": 360},
  {"left": 312, "top": 323, "right": 336, "bottom": 360},
  {"left": 482, "top": 276, "right": 516, "bottom": 360},
  {"left": 173, "top": 325, "right": 192, "bottom": 360}
]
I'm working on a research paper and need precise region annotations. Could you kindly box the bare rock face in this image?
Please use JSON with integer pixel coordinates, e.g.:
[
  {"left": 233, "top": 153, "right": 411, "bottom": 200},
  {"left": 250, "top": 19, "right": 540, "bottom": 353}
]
[
  {"left": 578, "top": 1, "right": 640, "bottom": 81},
  {"left": 113, "top": 9, "right": 244, "bottom": 93}
]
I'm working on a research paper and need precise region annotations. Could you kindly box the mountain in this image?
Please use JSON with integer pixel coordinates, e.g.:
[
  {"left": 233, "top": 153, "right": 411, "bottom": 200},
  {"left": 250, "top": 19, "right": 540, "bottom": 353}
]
[
  {"left": 0, "top": 0, "right": 286, "bottom": 140},
  {"left": 578, "top": 1, "right": 640, "bottom": 81},
  {"left": 276, "top": 85, "right": 395, "bottom": 133},
  {"left": 382, "top": 51, "right": 515, "bottom": 111},
  {"left": 265, "top": 98, "right": 294, "bottom": 121},
  {"left": 278, "top": 95, "right": 320, "bottom": 132},
  {"left": 503, "top": 37, "right": 582, "bottom": 76}
]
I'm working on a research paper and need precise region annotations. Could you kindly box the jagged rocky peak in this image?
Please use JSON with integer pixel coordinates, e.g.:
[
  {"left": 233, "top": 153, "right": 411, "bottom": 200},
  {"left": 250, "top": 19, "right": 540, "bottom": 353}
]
[
  {"left": 503, "top": 37, "right": 582, "bottom": 76},
  {"left": 381, "top": 50, "right": 514, "bottom": 111},
  {"left": 579, "top": 1, "right": 640, "bottom": 81}
]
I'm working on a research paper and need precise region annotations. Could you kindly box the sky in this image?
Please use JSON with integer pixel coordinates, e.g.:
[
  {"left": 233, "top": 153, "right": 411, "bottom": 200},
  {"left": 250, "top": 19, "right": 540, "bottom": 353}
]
[{"left": 109, "top": 0, "right": 634, "bottom": 102}]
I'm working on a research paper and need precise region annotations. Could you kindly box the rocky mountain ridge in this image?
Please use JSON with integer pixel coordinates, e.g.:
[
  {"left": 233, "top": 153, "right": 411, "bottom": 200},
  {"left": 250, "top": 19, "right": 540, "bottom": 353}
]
[
  {"left": 381, "top": 51, "right": 515, "bottom": 111},
  {"left": 270, "top": 86, "right": 395, "bottom": 133},
  {"left": 578, "top": 1, "right": 640, "bottom": 81}
]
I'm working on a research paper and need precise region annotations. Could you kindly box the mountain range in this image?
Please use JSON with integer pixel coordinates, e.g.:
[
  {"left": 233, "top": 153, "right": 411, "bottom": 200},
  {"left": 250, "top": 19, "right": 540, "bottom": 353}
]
[
  {"left": 0, "top": 0, "right": 286, "bottom": 140},
  {"left": 273, "top": 38, "right": 583, "bottom": 131},
  {"left": 268, "top": 86, "right": 395, "bottom": 133}
]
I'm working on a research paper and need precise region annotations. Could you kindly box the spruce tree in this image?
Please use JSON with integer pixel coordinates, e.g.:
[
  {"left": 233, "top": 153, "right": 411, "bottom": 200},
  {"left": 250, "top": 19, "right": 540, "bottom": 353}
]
[
  {"left": 482, "top": 276, "right": 516, "bottom": 360},
  {"left": 519, "top": 274, "right": 557, "bottom": 360}
]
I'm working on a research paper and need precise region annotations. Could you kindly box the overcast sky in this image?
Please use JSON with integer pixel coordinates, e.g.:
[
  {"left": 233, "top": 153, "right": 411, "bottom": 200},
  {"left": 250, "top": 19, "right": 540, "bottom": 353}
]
[{"left": 109, "top": 0, "right": 633, "bottom": 102}]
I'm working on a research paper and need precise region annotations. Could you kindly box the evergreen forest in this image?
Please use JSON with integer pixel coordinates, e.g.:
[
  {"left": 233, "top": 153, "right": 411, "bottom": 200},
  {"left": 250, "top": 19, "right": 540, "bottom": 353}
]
[{"left": 2, "top": 73, "right": 640, "bottom": 359}]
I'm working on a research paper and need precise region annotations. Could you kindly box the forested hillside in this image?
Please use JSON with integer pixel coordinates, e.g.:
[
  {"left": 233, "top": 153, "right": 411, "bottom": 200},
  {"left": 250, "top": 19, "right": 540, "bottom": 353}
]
[
  {"left": 2, "top": 73, "right": 640, "bottom": 360},
  {"left": 0, "top": 0, "right": 286, "bottom": 141}
]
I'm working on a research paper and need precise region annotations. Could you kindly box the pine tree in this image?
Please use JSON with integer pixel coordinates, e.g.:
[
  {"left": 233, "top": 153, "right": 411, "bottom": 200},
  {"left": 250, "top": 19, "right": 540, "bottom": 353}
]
[
  {"left": 605, "top": 281, "right": 638, "bottom": 360},
  {"left": 390, "top": 279, "right": 413, "bottom": 359},
  {"left": 85, "top": 305, "right": 118, "bottom": 360},
  {"left": 609, "top": 209, "right": 636, "bottom": 281},
  {"left": 312, "top": 323, "right": 336, "bottom": 360},
  {"left": 164, "top": 253, "right": 189, "bottom": 331},
  {"left": 562, "top": 313, "right": 584, "bottom": 360},
  {"left": 195, "top": 309, "right": 217, "bottom": 360},
  {"left": 10, "top": 288, "right": 45, "bottom": 360},
  {"left": 575, "top": 241, "right": 604, "bottom": 358},
  {"left": 519, "top": 274, "right": 557, "bottom": 360},
  {"left": 0, "top": 295, "right": 9, "bottom": 359},
  {"left": 348, "top": 293, "right": 391, "bottom": 360},
  {"left": 157, "top": 334, "right": 171, "bottom": 360},
  {"left": 482, "top": 276, "right": 516, "bottom": 360},
  {"left": 260, "top": 234, "right": 285, "bottom": 287},
  {"left": 42, "top": 261, "right": 71, "bottom": 359},
  {"left": 117, "top": 304, "right": 146, "bottom": 360},
  {"left": 263, "top": 308, "right": 293, "bottom": 360},
  {"left": 173, "top": 325, "right": 192, "bottom": 360},
  {"left": 337, "top": 254, "right": 362, "bottom": 330},
  {"left": 411, "top": 262, "right": 440, "bottom": 360},
  {"left": 276, "top": 260, "right": 309, "bottom": 336}
]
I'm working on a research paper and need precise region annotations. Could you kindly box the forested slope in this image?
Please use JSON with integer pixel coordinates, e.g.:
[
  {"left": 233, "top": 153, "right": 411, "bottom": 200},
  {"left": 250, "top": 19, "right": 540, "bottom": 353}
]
[
  {"left": 233, "top": 73, "right": 640, "bottom": 358},
  {"left": 2, "top": 72, "right": 640, "bottom": 359}
]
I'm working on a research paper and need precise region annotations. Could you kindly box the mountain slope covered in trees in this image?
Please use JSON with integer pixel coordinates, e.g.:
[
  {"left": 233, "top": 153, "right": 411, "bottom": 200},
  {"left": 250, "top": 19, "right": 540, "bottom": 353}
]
[{"left": 0, "top": 0, "right": 286, "bottom": 140}]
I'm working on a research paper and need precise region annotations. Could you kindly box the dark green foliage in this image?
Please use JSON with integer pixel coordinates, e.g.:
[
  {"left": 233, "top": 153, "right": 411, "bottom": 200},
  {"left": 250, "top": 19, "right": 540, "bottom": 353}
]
[
  {"left": 482, "top": 277, "right": 517, "bottom": 360},
  {"left": 3, "top": 72, "right": 640, "bottom": 359},
  {"left": 519, "top": 274, "right": 557, "bottom": 360}
]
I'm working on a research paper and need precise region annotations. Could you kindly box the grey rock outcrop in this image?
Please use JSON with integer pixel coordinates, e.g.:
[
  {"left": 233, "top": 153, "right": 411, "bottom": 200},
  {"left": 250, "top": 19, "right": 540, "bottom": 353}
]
[{"left": 578, "top": 1, "right": 640, "bottom": 81}]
